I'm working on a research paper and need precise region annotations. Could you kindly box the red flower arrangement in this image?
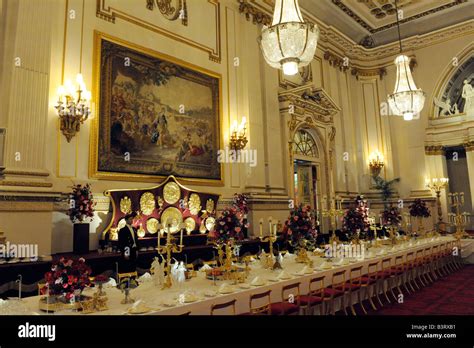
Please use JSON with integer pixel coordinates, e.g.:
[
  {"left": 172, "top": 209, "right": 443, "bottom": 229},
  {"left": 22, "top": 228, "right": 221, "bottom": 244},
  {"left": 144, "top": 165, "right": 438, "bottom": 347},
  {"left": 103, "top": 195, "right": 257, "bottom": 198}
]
[
  {"left": 342, "top": 196, "right": 370, "bottom": 236},
  {"left": 382, "top": 205, "right": 402, "bottom": 226},
  {"left": 409, "top": 199, "right": 431, "bottom": 218},
  {"left": 281, "top": 205, "right": 317, "bottom": 249},
  {"left": 67, "top": 183, "right": 96, "bottom": 223},
  {"left": 41, "top": 257, "right": 92, "bottom": 301},
  {"left": 209, "top": 207, "right": 244, "bottom": 243},
  {"left": 232, "top": 193, "right": 249, "bottom": 215}
]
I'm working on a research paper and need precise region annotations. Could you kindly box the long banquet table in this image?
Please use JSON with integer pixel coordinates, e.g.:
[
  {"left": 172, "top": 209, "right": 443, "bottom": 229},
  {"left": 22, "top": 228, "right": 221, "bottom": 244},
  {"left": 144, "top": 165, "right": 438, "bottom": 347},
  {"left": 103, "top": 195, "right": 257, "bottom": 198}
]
[{"left": 5, "top": 236, "right": 458, "bottom": 315}]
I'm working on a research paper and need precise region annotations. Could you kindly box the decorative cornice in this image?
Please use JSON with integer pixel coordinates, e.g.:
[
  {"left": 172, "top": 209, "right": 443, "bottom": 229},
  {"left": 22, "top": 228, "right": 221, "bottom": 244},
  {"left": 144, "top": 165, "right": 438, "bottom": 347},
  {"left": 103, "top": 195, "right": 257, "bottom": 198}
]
[
  {"left": 351, "top": 67, "right": 387, "bottom": 80},
  {"left": 464, "top": 141, "right": 474, "bottom": 152},
  {"left": 323, "top": 52, "right": 349, "bottom": 72},
  {"left": 238, "top": 0, "right": 271, "bottom": 26},
  {"left": 425, "top": 145, "right": 446, "bottom": 156},
  {"left": 0, "top": 181, "right": 52, "bottom": 188},
  {"left": 237, "top": 1, "right": 474, "bottom": 69},
  {"left": 279, "top": 86, "right": 340, "bottom": 123},
  {"left": 331, "top": 0, "right": 468, "bottom": 35}
]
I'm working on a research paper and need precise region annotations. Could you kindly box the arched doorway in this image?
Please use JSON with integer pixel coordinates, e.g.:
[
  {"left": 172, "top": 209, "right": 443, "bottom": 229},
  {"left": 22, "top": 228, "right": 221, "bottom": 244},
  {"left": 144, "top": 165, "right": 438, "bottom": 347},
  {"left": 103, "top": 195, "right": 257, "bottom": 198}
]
[{"left": 292, "top": 128, "right": 322, "bottom": 210}]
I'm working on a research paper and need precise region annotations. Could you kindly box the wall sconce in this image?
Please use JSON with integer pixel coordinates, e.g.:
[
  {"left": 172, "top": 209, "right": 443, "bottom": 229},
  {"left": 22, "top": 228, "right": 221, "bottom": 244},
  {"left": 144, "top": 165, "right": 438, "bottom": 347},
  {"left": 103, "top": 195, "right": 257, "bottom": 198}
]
[
  {"left": 229, "top": 117, "right": 248, "bottom": 151},
  {"left": 368, "top": 150, "right": 384, "bottom": 177},
  {"left": 55, "top": 74, "right": 91, "bottom": 142}
]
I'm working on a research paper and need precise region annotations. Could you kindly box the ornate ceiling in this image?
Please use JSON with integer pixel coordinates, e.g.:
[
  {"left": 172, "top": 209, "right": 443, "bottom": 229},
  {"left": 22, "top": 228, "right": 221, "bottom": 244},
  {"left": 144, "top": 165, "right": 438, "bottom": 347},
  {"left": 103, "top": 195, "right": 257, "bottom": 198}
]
[{"left": 299, "top": 0, "right": 473, "bottom": 47}]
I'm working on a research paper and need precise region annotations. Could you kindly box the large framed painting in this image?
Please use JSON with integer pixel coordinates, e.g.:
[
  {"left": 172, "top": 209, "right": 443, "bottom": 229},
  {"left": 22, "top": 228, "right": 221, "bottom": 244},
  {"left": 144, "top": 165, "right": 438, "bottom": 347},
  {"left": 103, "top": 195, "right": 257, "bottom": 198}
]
[{"left": 90, "top": 31, "right": 223, "bottom": 185}]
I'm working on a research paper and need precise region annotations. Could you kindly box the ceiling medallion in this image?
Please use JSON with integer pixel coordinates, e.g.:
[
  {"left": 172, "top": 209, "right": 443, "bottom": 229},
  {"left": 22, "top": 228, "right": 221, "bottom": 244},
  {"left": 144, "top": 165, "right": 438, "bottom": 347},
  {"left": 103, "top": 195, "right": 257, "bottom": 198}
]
[
  {"left": 140, "top": 192, "right": 156, "bottom": 215},
  {"left": 163, "top": 182, "right": 181, "bottom": 204},
  {"left": 188, "top": 193, "right": 202, "bottom": 215},
  {"left": 120, "top": 196, "right": 132, "bottom": 214}
]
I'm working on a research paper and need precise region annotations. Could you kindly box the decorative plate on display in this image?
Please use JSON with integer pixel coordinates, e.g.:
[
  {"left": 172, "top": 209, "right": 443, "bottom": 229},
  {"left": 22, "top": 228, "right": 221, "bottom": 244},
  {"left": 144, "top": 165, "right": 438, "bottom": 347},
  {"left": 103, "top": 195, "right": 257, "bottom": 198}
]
[
  {"left": 140, "top": 192, "right": 156, "bottom": 215},
  {"left": 184, "top": 217, "right": 196, "bottom": 234},
  {"left": 160, "top": 207, "right": 183, "bottom": 233},
  {"left": 120, "top": 196, "right": 132, "bottom": 214},
  {"left": 205, "top": 217, "right": 216, "bottom": 231},
  {"left": 163, "top": 182, "right": 181, "bottom": 205},
  {"left": 206, "top": 199, "right": 215, "bottom": 214},
  {"left": 188, "top": 193, "right": 201, "bottom": 215},
  {"left": 146, "top": 218, "right": 160, "bottom": 234}
]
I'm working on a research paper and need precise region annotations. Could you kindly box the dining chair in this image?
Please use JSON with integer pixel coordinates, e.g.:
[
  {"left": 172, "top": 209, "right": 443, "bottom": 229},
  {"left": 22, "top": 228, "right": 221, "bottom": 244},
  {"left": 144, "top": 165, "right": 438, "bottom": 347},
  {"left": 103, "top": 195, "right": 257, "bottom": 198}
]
[
  {"left": 346, "top": 266, "right": 366, "bottom": 315},
  {"left": 324, "top": 270, "right": 348, "bottom": 315},
  {"left": 211, "top": 299, "right": 237, "bottom": 315},
  {"left": 360, "top": 261, "right": 381, "bottom": 310},
  {"left": 377, "top": 258, "right": 394, "bottom": 303},
  {"left": 270, "top": 282, "right": 301, "bottom": 315},
  {"left": 299, "top": 276, "right": 328, "bottom": 315},
  {"left": 248, "top": 290, "right": 272, "bottom": 315}
]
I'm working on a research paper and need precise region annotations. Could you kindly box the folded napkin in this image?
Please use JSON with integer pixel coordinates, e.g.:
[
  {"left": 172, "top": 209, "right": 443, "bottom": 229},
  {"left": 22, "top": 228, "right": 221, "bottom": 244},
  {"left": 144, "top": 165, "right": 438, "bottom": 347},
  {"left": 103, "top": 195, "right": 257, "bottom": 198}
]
[
  {"left": 284, "top": 252, "right": 294, "bottom": 259},
  {"left": 299, "top": 266, "right": 312, "bottom": 274},
  {"left": 251, "top": 276, "right": 264, "bottom": 286},
  {"left": 278, "top": 270, "right": 290, "bottom": 279},
  {"left": 138, "top": 272, "right": 152, "bottom": 283},
  {"left": 104, "top": 277, "right": 117, "bottom": 288},
  {"left": 200, "top": 264, "right": 212, "bottom": 271},
  {"left": 219, "top": 283, "right": 233, "bottom": 293}
]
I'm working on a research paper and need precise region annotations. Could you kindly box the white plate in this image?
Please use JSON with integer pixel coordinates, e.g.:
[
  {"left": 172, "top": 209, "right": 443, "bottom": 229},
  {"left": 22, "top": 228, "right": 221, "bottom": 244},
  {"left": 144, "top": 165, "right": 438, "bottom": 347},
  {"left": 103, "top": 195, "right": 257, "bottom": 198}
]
[
  {"left": 239, "top": 284, "right": 251, "bottom": 289},
  {"left": 267, "top": 278, "right": 279, "bottom": 282},
  {"left": 162, "top": 301, "right": 176, "bottom": 307},
  {"left": 204, "top": 291, "right": 218, "bottom": 298}
]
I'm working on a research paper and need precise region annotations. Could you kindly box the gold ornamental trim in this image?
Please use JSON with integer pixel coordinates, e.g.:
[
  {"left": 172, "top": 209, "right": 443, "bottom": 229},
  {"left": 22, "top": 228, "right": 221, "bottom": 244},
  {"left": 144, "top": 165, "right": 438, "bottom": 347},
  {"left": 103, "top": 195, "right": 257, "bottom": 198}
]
[
  {"left": 425, "top": 145, "right": 446, "bottom": 156},
  {"left": 206, "top": 198, "right": 215, "bottom": 214},
  {"left": 146, "top": 217, "right": 160, "bottom": 234},
  {"left": 184, "top": 216, "right": 196, "bottom": 233},
  {"left": 120, "top": 196, "right": 132, "bottom": 214},
  {"left": 160, "top": 206, "right": 183, "bottom": 233},
  {"left": 464, "top": 141, "right": 474, "bottom": 152}
]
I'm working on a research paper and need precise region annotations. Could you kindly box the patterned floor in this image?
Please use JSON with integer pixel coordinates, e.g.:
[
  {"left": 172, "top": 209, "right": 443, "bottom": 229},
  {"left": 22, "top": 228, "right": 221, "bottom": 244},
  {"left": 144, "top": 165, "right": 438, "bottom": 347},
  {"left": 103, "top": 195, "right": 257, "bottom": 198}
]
[{"left": 368, "top": 265, "right": 474, "bottom": 315}]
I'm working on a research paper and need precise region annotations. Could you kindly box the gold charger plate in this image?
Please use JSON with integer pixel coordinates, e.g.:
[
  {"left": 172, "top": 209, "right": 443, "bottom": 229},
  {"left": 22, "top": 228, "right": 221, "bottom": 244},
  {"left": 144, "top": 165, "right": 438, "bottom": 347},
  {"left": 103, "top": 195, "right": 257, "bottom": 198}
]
[
  {"left": 163, "top": 182, "right": 181, "bottom": 205},
  {"left": 146, "top": 218, "right": 160, "bottom": 234},
  {"left": 160, "top": 207, "right": 183, "bottom": 233},
  {"left": 184, "top": 217, "right": 196, "bottom": 234},
  {"left": 205, "top": 217, "right": 216, "bottom": 231}
]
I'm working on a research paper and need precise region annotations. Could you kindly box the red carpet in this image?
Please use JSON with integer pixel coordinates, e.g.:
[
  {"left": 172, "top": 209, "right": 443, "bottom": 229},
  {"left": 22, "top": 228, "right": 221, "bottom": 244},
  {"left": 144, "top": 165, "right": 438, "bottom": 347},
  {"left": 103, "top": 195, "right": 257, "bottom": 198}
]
[{"left": 368, "top": 265, "right": 474, "bottom": 315}]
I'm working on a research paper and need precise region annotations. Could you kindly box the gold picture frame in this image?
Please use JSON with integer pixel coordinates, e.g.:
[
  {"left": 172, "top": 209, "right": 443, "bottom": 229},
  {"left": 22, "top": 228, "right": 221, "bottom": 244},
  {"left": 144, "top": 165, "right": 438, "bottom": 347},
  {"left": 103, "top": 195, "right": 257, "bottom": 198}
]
[{"left": 89, "top": 31, "right": 224, "bottom": 186}]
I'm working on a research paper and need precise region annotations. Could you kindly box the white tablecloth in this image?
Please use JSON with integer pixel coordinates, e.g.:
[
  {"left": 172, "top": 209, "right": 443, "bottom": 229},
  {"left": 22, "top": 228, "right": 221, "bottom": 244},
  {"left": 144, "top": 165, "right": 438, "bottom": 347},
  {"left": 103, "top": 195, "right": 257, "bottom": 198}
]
[{"left": 4, "top": 236, "right": 457, "bottom": 315}]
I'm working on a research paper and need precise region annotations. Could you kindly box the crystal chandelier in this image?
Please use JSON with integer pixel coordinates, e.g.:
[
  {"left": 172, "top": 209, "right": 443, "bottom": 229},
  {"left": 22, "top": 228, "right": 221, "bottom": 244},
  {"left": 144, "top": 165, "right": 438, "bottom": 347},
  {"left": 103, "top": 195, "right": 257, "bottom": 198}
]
[
  {"left": 258, "top": 0, "right": 319, "bottom": 76},
  {"left": 387, "top": 0, "right": 425, "bottom": 121}
]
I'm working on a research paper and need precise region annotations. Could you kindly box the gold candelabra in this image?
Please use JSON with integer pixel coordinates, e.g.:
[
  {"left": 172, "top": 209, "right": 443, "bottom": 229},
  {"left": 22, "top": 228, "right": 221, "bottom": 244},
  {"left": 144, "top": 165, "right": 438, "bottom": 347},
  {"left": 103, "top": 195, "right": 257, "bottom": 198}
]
[
  {"left": 156, "top": 222, "right": 184, "bottom": 289},
  {"left": 260, "top": 223, "right": 277, "bottom": 269},
  {"left": 321, "top": 196, "right": 344, "bottom": 234},
  {"left": 448, "top": 192, "right": 470, "bottom": 240},
  {"left": 425, "top": 178, "right": 449, "bottom": 226},
  {"left": 386, "top": 226, "right": 399, "bottom": 245}
]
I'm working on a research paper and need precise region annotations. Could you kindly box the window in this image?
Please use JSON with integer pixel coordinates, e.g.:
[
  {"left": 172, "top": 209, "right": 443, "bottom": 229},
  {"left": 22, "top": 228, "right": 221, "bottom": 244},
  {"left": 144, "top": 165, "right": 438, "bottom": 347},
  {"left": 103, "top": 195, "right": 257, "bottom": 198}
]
[{"left": 293, "top": 129, "right": 318, "bottom": 157}]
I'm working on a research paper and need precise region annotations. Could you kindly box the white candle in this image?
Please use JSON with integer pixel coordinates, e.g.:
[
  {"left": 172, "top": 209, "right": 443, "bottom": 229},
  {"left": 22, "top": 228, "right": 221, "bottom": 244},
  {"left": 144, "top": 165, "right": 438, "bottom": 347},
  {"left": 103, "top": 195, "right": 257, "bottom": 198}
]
[
  {"left": 259, "top": 218, "right": 263, "bottom": 237},
  {"left": 268, "top": 217, "right": 272, "bottom": 236},
  {"left": 180, "top": 228, "right": 183, "bottom": 246}
]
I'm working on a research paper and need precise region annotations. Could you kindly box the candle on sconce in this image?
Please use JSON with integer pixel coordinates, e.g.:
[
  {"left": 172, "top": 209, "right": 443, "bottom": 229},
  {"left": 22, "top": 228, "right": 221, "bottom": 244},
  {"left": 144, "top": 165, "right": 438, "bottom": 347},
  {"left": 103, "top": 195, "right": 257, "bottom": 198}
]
[
  {"left": 273, "top": 223, "right": 277, "bottom": 236},
  {"left": 259, "top": 218, "right": 263, "bottom": 237},
  {"left": 268, "top": 217, "right": 273, "bottom": 236},
  {"left": 180, "top": 227, "right": 184, "bottom": 246}
]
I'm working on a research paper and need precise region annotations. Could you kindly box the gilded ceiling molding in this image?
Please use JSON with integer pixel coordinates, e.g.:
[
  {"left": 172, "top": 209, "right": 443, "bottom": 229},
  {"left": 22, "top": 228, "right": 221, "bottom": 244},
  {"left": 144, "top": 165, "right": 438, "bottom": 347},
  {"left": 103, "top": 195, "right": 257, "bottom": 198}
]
[
  {"left": 351, "top": 67, "right": 387, "bottom": 80},
  {"left": 323, "top": 52, "right": 349, "bottom": 72},
  {"left": 424, "top": 145, "right": 446, "bottom": 156},
  {"left": 146, "top": 0, "right": 188, "bottom": 26},
  {"left": 238, "top": 0, "right": 271, "bottom": 26},
  {"left": 331, "top": 0, "right": 468, "bottom": 34},
  {"left": 96, "top": 0, "right": 221, "bottom": 62},
  {"left": 237, "top": 1, "right": 474, "bottom": 69}
]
